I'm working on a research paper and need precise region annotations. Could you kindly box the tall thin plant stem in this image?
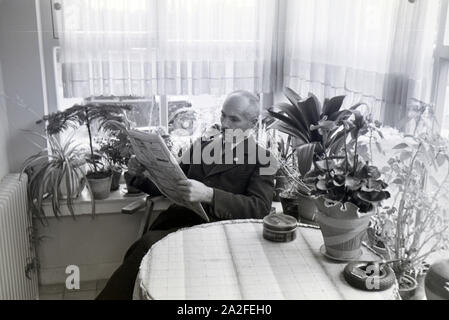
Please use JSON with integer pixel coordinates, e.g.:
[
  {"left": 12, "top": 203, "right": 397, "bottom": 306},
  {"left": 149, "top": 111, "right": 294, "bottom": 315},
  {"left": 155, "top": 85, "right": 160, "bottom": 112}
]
[
  {"left": 85, "top": 107, "right": 97, "bottom": 172},
  {"left": 353, "top": 135, "right": 359, "bottom": 175},
  {"left": 395, "top": 143, "right": 421, "bottom": 261},
  {"left": 343, "top": 124, "right": 348, "bottom": 174}
]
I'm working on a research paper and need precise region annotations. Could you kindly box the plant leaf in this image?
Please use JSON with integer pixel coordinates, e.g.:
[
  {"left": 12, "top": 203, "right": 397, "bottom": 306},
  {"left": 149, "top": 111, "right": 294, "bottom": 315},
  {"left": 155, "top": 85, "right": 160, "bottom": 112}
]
[
  {"left": 328, "top": 109, "right": 352, "bottom": 122},
  {"left": 345, "top": 176, "right": 362, "bottom": 190},
  {"left": 64, "top": 161, "right": 76, "bottom": 218},
  {"left": 268, "top": 110, "right": 309, "bottom": 142},
  {"left": 436, "top": 153, "right": 447, "bottom": 167},
  {"left": 349, "top": 102, "right": 368, "bottom": 110},
  {"left": 429, "top": 176, "right": 440, "bottom": 188},
  {"left": 272, "top": 103, "right": 310, "bottom": 137},
  {"left": 270, "top": 121, "right": 308, "bottom": 145},
  {"left": 393, "top": 143, "right": 409, "bottom": 150},
  {"left": 299, "top": 94, "right": 320, "bottom": 125},
  {"left": 283, "top": 87, "right": 302, "bottom": 107},
  {"left": 316, "top": 179, "right": 328, "bottom": 191},
  {"left": 322, "top": 95, "right": 345, "bottom": 117},
  {"left": 375, "top": 141, "right": 384, "bottom": 155},
  {"left": 296, "top": 143, "right": 316, "bottom": 176},
  {"left": 400, "top": 150, "right": 412, "bottom": 162}
]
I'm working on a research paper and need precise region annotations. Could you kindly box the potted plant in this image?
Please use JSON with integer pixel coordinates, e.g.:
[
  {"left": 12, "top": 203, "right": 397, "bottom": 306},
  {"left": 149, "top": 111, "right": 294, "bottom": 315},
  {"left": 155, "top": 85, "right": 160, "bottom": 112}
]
[
  {"left": 369, "top": 131, "right": 449, "bottom": 299},
  {"left": 425, "top": 259, "right": 449, "bottom": 300},
  {"left": 84, "top": 151, "right": 113, "bottom": 200},
  {"left": 103, "top": 123, "right": 174, "bottom": 195},
  {"left": 306, "top": 108, "right": 390, "bottom": 260},
  {"left": 37, "top": 103, "right": 132, "bottom": 199},
  {"left": 21, "top": 133, "right": 95, "bottom": 221},
  {"left": 268, "top": 88, "right": 367, "bottom": 223},
  {"left": 279, "top": 180, "right": 300, "bottom": 218},
  {"left": 273, "top": 135, "right": 293, "bottom": 202},
  {"left": 276, "top": 158, "right": 317, "bottom": 222},
  {"left": 99, "top": 130, "right": 132, "bottom": 191},
  {"left": 99, "top": 118, "right": 142, "bottom": 194}
]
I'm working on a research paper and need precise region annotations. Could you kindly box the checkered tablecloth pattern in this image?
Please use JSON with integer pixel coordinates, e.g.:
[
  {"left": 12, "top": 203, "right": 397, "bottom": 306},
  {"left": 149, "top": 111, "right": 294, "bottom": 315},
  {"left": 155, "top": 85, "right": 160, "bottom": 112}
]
[{"left": 137, "top": 219, "right": 399, "bottom": 300}]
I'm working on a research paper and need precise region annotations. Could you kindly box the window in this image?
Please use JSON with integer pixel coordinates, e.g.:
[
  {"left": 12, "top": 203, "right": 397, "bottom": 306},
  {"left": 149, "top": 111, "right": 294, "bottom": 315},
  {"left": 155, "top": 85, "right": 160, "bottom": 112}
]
[
  {"left": 166, "top": 94, "right": 226, "bottom": 153},
  {"left": 51, "top": 0, "right": 443, "bottom": 138},
  {"left": 435, "top": 0, "right": 449, "bottom": 137},
  {"left": 54, "top": 44, "right": 225, "bottom": 145},
  {"left": 51, "top": 0, "right": 273, "bottom": 149},
  {"left": 54, "top": 0, "right": 273, "bottom": 98}
]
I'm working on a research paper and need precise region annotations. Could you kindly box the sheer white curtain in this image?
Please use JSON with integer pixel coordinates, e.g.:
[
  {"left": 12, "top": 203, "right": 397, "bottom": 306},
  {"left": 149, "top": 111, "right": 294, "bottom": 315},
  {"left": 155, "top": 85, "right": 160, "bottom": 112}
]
[
  {"left": 282, "top": 0, "right": 440, "bottom": 123},
  {"left": 59, "top": 0, "right": 277, "bottom": 98}
]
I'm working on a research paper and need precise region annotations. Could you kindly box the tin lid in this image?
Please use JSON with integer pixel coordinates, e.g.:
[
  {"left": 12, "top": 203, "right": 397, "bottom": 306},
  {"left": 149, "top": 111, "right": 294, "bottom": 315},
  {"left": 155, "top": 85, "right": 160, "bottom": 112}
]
[{"left": 263, "top": 214, "right": 298, "bottom": 232}]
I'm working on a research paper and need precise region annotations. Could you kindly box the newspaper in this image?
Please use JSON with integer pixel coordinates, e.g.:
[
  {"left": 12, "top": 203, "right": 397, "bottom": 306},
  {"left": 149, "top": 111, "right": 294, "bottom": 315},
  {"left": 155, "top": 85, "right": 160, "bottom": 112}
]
[{"left": 128, "top": 129, "right": 209, "bottom": 222}]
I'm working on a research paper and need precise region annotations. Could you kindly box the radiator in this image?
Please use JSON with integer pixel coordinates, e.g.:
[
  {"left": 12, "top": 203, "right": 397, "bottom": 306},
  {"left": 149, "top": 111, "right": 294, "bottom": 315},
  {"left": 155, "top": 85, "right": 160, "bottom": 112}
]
[{"left": 0, "top": 174, "right": 39, "bottom": 300}]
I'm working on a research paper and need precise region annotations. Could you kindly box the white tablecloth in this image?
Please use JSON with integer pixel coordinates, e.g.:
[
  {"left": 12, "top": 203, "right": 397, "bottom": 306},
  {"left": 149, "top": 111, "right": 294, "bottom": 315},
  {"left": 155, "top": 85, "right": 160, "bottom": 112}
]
[{"left": 135, "top": 219, "right": 399, "bottom": 300}]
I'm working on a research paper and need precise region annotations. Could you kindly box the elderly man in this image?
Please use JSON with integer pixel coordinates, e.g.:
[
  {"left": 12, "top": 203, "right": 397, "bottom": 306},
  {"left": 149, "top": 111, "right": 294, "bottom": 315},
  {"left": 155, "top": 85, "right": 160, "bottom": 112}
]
[{"left": 97, "top": 90, "right": 275, "bottom": 300}]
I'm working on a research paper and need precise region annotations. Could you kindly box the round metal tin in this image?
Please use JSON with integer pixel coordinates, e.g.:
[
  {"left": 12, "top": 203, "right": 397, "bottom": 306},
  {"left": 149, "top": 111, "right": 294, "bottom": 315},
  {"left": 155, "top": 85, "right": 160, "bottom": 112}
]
[{"left": 263, "top": 214, "right": 298, "bottom": 242}]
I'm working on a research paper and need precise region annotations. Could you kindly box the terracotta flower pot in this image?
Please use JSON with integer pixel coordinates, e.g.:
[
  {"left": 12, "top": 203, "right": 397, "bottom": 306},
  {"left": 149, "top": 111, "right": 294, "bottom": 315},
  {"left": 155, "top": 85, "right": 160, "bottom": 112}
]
[
  {"left": 110, "top": 168, "right": 122, "bottom": 191},
  {"left": 86, "top": 171, "right": 112, "bottom": 200},
  {"left": 124, "top": 171, "right": 142, "bottom": 194},
  {"left": 398, "top": 274, "right": 418, "bottom": 300},
  {"left": 280, "top": 196, "right": 299, "bottom": 220},
  {"left": 366, "top": 227, "right": 389, "bottom": 258},
  {"left": 407, "top": 262, "right": 430, "bottom": 300},
  {"left": 274, "top": 176, "right": 288, "bottom": 202},
  {"left": 313, "top": 196, "right": 373, "bottom": 260},
  {"left": 296, "top": 192, "right": 318, "bottom": 223}
]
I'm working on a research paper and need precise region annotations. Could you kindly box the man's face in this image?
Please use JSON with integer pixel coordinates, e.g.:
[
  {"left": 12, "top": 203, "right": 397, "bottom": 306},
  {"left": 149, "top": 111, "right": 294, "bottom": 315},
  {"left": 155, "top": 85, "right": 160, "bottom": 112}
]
[{"left": 220, "top": 97, "right": 255, "bottom": 131}]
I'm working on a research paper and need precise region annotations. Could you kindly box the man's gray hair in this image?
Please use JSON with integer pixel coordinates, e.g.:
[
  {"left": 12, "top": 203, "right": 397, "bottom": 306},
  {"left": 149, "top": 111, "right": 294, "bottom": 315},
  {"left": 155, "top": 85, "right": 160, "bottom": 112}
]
[{"left": 226, "top": 90, "right": 260, "bottom": 122}]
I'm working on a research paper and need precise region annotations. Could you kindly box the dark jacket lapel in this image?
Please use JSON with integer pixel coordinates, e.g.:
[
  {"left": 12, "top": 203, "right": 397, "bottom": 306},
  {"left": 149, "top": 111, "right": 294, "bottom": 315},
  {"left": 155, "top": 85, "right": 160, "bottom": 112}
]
[{"left": 204, "top": 136, "right": 254, "bottom": 178}]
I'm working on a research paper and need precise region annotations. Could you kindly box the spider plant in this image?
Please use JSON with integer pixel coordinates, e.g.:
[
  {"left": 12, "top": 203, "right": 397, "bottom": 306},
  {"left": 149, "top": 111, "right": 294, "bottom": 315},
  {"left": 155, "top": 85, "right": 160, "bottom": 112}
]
[
  {"left": 21, "top": 133, "right": 95, "bottom": 222},
  {"left": 36, "top": 103, "right": 132, "bottom": 174}
]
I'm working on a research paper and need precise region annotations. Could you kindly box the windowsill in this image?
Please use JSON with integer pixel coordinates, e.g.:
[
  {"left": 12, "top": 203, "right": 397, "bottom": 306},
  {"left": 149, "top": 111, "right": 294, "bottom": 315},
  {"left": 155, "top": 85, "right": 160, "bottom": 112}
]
[
  {"left": 41, "top": 183, "right": 281, "bottom": 218},
  {"left": 41, "top": 184, "right": 170, "bottom": 217}
]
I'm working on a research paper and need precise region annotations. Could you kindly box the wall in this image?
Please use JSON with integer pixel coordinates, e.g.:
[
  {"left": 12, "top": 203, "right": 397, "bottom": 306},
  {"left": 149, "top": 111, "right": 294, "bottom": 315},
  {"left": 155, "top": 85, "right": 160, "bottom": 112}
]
[
  {"left": 36, "top": 212, "right": 145, "bottom": 285},
  {"left": 0, "top": 1, "right": 149, "bottom": 287},
  {"left": 0, "top": 0, "right": 47, "bottom": 173},
  {"left": 0, "top": 60, "right": 10, "bottom": 179},
  {"left": 39, "top": 0, "right": 59, "bottom": 114}
]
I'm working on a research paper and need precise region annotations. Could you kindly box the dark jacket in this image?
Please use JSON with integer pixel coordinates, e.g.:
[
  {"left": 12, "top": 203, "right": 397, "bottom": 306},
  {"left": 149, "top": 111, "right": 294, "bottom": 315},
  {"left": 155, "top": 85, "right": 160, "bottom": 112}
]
[{"left": 130, "top": 137, "right": 275, "bottom": 226}]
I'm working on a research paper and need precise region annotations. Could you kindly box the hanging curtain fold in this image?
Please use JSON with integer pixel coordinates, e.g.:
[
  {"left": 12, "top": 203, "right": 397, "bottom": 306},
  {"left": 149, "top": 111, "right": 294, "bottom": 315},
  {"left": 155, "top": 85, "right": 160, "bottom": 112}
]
[
  {"left": 281, "top": 0, "right": 440, "bottom": 124},
  {"left": 59, "top": 0, "right": 442, "bottom": 126},
  {"left": 59, "top": 0, "right": 277, "bottom": 98}
]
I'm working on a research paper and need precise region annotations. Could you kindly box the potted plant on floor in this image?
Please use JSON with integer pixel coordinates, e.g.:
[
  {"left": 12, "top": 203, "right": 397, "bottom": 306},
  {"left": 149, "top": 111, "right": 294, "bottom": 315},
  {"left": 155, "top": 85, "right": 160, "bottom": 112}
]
[
  {"left": 21, "top": 133, "right": 95, "bottom": 221},
  {"left": 369, "top": 130, "right": 449, "bottom": 299},
  {"left": 37, "top": 103, "right": 132, "bottom": 199},
  {"left": 268, "top": 87, "right": 367, "bottom": 223}
]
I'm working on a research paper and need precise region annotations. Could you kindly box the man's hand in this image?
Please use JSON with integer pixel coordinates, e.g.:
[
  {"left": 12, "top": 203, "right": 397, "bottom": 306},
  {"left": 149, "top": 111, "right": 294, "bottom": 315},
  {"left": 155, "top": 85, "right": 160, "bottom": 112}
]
[
  {"left": 127, "top": 156, "right": 145, "bottom": 176},
  {"left": 177, "top": 179, "right": 214, "bottom": 204}
]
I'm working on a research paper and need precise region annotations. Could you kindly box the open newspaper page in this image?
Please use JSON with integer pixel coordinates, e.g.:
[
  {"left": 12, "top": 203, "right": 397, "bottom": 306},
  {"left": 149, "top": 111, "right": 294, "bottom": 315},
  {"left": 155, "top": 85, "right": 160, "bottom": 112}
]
[{"left": 128, "top": 129, "right": 209, "bottom": 222}]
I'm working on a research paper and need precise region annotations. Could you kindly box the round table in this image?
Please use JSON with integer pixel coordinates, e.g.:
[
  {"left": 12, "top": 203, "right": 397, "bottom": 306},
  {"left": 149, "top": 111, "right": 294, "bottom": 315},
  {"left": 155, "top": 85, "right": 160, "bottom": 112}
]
[{"left": 136, "top": 220, "right": 400, "bottom": 300}]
